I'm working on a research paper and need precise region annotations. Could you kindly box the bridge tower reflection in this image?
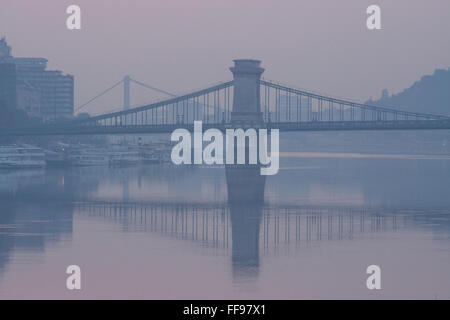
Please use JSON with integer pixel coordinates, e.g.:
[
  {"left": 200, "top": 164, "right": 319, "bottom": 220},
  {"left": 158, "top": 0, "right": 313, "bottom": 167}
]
[
  {"left": 226, "top": 165, "right": 265, "bottom": 278},
  {"left": 228, "top": 203, "right": 263, "bottom": 279}
]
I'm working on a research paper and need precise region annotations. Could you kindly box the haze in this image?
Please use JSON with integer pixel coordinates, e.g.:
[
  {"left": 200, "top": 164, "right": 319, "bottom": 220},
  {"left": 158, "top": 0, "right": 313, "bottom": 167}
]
[{"left": 1, "top": 0, "right": 449, "bottom": 115}]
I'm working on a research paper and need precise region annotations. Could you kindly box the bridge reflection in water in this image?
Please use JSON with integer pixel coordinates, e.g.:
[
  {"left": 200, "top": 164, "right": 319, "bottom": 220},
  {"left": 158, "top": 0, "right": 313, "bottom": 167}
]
[{"left": 75, "top": 165, "right": 404, "bottom": 280}]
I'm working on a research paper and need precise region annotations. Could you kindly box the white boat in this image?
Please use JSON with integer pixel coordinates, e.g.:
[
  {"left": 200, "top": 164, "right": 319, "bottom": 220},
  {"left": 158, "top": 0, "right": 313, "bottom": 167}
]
[
  {"left": 141, "top": 142, "right": 173, "bottom": 164},
  {"left": 108, "top": 146, "right": 141, "bottom": 166},
  {"left": 45, "top": 142, "right": 70, "bottom": 166},
  {"left": 142, "top": 149, "right": 162, "bottom": 163},
  {"left": 153, "top": 142, "right": 173, "bottom": 163},
  {"left": 0, "top": 145, "right": 46, "bottom": 168},
  {"left": 67, "top": 148, "right": 109, "bottom": 166},
  {"left": 45, "top": 150, "right": 67, "bottom": 166}
]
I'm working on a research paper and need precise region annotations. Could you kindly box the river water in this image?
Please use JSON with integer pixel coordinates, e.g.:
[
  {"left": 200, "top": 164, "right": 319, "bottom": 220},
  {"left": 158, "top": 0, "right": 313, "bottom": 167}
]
[{"left": 0, "top": 132, "right": 449, "bottom": 299}]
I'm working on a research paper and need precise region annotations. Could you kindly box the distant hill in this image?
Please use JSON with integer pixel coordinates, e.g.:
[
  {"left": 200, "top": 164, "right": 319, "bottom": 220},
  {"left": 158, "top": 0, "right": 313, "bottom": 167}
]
[{"left": 366, "top": 68, "right": 450, "bottom": 117}]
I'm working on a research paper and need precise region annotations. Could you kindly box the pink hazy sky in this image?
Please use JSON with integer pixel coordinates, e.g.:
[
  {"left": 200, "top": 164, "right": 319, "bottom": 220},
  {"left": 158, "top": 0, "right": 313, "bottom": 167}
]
[{"left": 1, "top": 0, "right": 449, "bottom": 115}]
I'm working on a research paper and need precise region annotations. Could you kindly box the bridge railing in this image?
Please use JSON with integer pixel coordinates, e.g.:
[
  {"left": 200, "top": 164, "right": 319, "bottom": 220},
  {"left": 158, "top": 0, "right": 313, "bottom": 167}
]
[
  {"left": 71, "top": 80, "right": 234, "bottom": 128},
  {"left": 259, "top": 79, "right": 450, "bottom": 124}
]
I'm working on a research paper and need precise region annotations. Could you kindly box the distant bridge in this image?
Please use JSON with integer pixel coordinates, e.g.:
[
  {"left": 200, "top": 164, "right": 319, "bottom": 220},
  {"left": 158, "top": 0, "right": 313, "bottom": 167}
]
[{"left": 1, "top": 60, "right": 449, "bottom": 136}]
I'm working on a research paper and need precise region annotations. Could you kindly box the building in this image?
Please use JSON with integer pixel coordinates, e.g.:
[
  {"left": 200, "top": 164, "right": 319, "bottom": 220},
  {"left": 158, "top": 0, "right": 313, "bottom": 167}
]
[
  {"left": 0, "top": 38, "right": 16, "bottom": 111},
  {"left": 16, "top": 80, "right": 41, "bottom": 118},
  {"left": 0, "top": 37, "right": 74, "bottom": 121},
  {"left": 0, "top": 37, "right": 12, "bottom": 60},
  {"left": 0, "top": 62, "right": 17, "bottom": 110},
  {"left": 13, "top": 58, "right": 73, "bottom": 120}
]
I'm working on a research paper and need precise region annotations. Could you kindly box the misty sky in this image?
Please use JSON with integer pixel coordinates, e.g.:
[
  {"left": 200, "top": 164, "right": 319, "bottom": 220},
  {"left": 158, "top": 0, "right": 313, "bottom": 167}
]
[{"left": 1, "top": 0, "right": 449, "bottom": 115}]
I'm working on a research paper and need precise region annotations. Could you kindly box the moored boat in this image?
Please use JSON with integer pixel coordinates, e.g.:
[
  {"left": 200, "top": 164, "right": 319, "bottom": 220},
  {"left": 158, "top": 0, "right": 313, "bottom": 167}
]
[{"left": 0, "top": 145, "right": 46, "bottom": 169}]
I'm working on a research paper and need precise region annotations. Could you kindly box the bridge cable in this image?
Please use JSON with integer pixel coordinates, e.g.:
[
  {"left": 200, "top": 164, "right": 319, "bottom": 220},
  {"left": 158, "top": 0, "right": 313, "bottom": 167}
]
[
  {"left": 130, "top": 78, "right": 177, "bottom": 97},
  {"left": 75, "top": 79, "right": 124, "bottom": 113}
]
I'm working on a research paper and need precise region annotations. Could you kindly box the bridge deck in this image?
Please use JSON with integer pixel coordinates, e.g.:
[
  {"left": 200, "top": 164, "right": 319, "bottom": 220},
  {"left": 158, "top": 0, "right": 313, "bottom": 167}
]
[{"left": 1, "top": 119, "right": 450, "bottom": 136}]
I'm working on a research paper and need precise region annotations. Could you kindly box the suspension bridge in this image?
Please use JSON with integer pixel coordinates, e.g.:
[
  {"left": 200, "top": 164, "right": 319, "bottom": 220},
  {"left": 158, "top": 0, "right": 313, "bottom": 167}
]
[{"left": 1, "top": 59, "right": 449, "bottom": 136}]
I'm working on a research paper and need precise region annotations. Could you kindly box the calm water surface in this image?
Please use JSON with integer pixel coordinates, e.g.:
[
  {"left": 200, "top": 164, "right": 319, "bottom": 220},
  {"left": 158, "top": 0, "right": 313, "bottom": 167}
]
[{"left": 0, "top": 137, "right": 449, "bottom": 299}]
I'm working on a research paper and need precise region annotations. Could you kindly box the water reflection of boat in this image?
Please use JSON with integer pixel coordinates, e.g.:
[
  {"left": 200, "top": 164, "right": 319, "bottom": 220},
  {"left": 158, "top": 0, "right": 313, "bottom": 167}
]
[
  {"left": 0, "top": 168, "right": 45, "bottom": 192},
  {"left": 0, "top": 145, "right": 46, "bottom": 169}
]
